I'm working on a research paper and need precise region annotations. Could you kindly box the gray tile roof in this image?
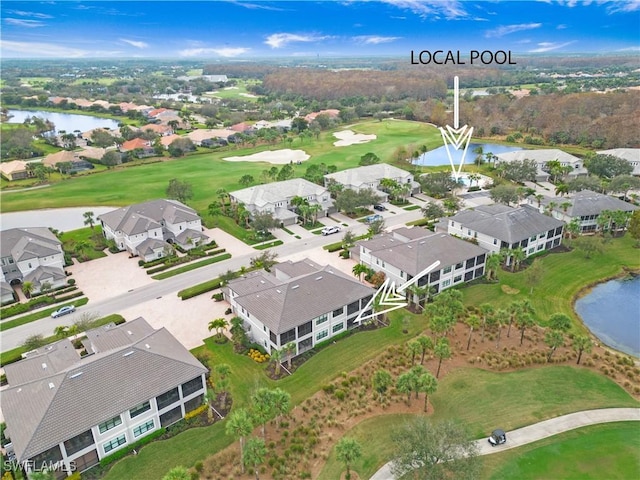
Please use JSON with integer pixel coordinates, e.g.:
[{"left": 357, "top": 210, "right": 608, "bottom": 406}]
[
  {"left": 359, "top": 232, "right": 488, "bottom": 276},
  {"left": 596, "top": 148, "right": 640, "bottom": 162},
  {"left": 495, "top": 149, "right": 581, "bottom": 164},
  {"left": 98, "top": 199, "right": 200, "bottom": 236},
  {"left": 0, "top": 228, "right": 62, "bottom": 261},
  {"left": 449, "top": 204, "right": 565, "bottom": 244},
  {"left": 229, "top": 178, "right": 330, "bottom": 208},
  {"left": 324, "top": 163, "right": 413, "bottom": 188},
  {"left": 536, "top": 190, "right": 639, "bottom": 217},
  {"left": 272, "top": 259, "right": 323, "bottom": 280},
  {"left": 2, "top": 317, "right": 207, "bottom": 462},
  {"left": 175, "top": 229, "right": 209, "bottom": 245},
  {"left": 23, "top": 265, "right": 66, "bottom": 286},
  {"left": 229, "top": 262, "right": 374, "bottom": 335},
  {"left": 136, "top": 237, "right": 167, "bottom": 256}
]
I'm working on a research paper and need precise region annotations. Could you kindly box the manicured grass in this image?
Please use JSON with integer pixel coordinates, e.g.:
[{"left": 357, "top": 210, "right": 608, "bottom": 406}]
[
  {"left": 319, "top": 367, "right": 639, "bottom": 479},
  {"left": 482, "top": 422, "right": 640, "bottom": 480},
  {"left": 403, "top": 204, "right": 421, "bottom": 211},
  {"left": 252, "top": 240, "right": 283, "bottom": 250},
  {"left": 60, "top": 226, "right": 108, "bottom": 261},
  {"left": 0, "top": 119, "right": 441, "bottom": 215},
  {"left": 0, "top": 298, "right": 89, "bottom": 332},
  {"left": 462, "top": 235, "right": 640, "bottom": 331},
  {"left": 151, "top": 253, "right": 232, "bottom": 280}
]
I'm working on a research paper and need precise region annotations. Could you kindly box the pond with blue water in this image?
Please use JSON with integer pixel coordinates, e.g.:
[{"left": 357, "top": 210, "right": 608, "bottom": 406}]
[
  {"left": 574, "top": 275, "right": 640, "bottom": 358},
  {"left": 7, "top": 109, "right": 120, "bottom": 134},
  {"left": 414, "top": 143, "right": 522, "bottom": 167}
]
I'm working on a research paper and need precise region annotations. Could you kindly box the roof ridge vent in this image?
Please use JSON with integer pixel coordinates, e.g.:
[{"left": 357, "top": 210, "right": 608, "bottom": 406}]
[
  {"left": 291, "top": 285, "right": 299, "bottom": 289},
  {"left": 123, "top": 351, "right": 134, "bottom": 357},
  {"left": 315, "top": 276, "right": 323, "bottom": 280},
  {"left": 70, "top": 371, "right": 83, "bottom": 379}
]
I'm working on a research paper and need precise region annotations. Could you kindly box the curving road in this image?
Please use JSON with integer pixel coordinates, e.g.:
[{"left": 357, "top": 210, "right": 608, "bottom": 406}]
[{"left": 370, "top": 408, "right": 640, "bottom": 480}]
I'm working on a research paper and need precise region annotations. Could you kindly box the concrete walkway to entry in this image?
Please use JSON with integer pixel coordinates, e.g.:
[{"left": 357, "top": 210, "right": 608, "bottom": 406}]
[{"left": 370, "top": 408, "right": 640, "bottom": 480}]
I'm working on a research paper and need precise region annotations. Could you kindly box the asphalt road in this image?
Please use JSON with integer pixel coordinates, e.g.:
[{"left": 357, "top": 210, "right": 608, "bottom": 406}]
[
  {"left": 369, "top": 408, "right": 640, "bottom": 480},
  {"left": 1, "top": 208, "right": 423, "bottom": 350}
]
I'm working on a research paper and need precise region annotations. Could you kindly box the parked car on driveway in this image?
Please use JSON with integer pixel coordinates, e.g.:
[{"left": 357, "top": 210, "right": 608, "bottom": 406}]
[
  {"left": 373, "top": 204, "right": 386, "bottom": 211},
  {"left": 51, "top": 305, "right": 76, "bottom": 318},
  {"left": 365, "top": 214, "right": 383, "bottom": 224},
  {"left": 321, "top": 225, "right": 341, "bottom": 236}
]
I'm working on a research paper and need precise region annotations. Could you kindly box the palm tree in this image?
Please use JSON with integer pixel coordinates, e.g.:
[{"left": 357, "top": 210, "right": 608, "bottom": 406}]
[
  {"left": 216, "top": 188, "right": 228, "bottom": 209},
  {"left": 54, "top": 325, "right": 69, "bottom": 339},
  {"left": 555, "top": 183, "right": 569, "bottom": 196},
  {"left": 560, "top": 201, "right": 572, "bottom": 214},
  {"left": 572, "top": 335, "right": 594, "bottom": 365},
  {"left": 434, "top": 338, "right": 451, "bottom": 378},
  {"left": 225, "top": 408, "right": 254, "bottom": 474},
  {"left": 208, "top": 318, "right": 229, "bottom": 341},
  {"left": 545, "top": 330, "right": 564, "bottom": 362},
  {"left": 335, "top": 437, "right": 363, "bottom": 480},
  {"left": 407, "top": 340, "right": 421, "bottom": 366},
  {"left": 510, "top": 247, "right": 526, "bottom": 272},
  {"left": 271, "top": 388, "right": 291, "bottom": 425},
  {"left": 283, "top": 342, "right": 296, "bottom": 369},
  {"left": 467, "top": 173, "right": 481, "bottom": 188},
  {"left": 372, "top": 369, "right": 393, "bottom": 400},
  {"left": 243, "top": 437, "right": 267, "bottom": 480},
  {"left": 308, "top": 203, "right": 322, "bottom": 224},
  {"left": 485, "top": 253, "right": 501, "bottom": 281},
  {"left": 269, "top": 348, "right": 283, "bottom": 376},
  {"left": 251, "top": 388, "right": 276, "bottom": 438},
  {"left": 534, "top": 194, "right": 544, "bottom": 209},
  {"left": 479, "top": 303, "right": 494, "bottom": 342},
  {"left": 507, "top": 301, "right": 522, "bottom": 338},
  {"left": 22, "top": 281, "right": 34, "bottom": 298},
  {"left": 494, "top": 309, "right": 509, "bottom": 348},
  {"left": 396, "top": 372, "right": 414, "bottom": 405},
  {"left": 416, "top": 335, "right": 433, "bottom": 364},
  {"left": 83, "top": 211, "right": 95, "bottom": 229},
  {"left": 417, "top": 372, "right": 438, "bottom": 412},
  {"left": 517, "top": 313, "right": 535, "bottom": 347},
  {"left": 352, "top": 263, "right": 369, "bottom": 282},
  {"left": 464, "top": 314, "right": 480, "bottom": 350}
]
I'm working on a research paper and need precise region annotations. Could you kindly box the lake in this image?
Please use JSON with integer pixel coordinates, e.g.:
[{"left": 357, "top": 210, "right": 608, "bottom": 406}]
[
  {"left": 414, "top": 142, "right": 522, "bottom": 167},
  {"left": 6, "top": 109, "right": 120, "bottom": 134},
  {"left": 574, "top": 275, "right": 640, "bottom": 358}
]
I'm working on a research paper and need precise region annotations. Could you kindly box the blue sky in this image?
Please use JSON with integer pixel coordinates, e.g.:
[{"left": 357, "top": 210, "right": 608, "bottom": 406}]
[{"left": 1, "top": 1, "right": 639, "bottom": 59}]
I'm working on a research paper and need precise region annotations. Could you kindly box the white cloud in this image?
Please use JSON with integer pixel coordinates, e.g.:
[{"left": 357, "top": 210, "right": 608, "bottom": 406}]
[
  {"left": 353, "top": 35, "right": 401, "bottom": 45},
  {"left": 120, "top": 38, "right": 149, "bottom": 49},
  {"left": 603, "top": 0, "right": 640, "bottom": 13},
  {"left": 377, "top": 0, "right": 469, "bottom": 19},
  {"left": 5, "top": 18, "right": 46, "bottom": 28},
  {"left": 528, "top": 41, "right": 575, "bottom": 53},
  {"left": 556, "top": 24, "right": 567, "bottom": 29},
  {"left": 5, "top": 10, "right": 53, "bottom": 19},
  {"left": 0, "top": 40, "right": 89, "bottom": 57},
  {"left": 228, "top": 1, "right": 287, "bottom": 11},
  {"left": 265, "top": 33, "right": 329, "bottom": 48},
  {"left": 485, "top": 23, "right": 542, "bottom": 38},
  {"left": 179, "top": 47, "right": 250, "bottom": 57}
]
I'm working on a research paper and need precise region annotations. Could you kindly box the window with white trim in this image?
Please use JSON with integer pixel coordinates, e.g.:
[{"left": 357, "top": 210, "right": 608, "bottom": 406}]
[
  {"left": 98, "top": 415, "right": 122, "bottom": 434},
  {"left": 103, "top": 434, "right": 126, "bottom": 454},
  {"left": 133, "top": 419, "right": 155, "bottom": 438},
  {"left": 316, "top": 329, "right": 328, "bottom": 341}
]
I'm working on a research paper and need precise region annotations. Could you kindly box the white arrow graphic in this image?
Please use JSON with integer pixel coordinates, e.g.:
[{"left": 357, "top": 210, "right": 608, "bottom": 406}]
[
  {"left": 354, "top": 261, "right": 440, "bottom": 324},
  {"left": 439, "top": 76, "right": 474, "bottom": 182}
]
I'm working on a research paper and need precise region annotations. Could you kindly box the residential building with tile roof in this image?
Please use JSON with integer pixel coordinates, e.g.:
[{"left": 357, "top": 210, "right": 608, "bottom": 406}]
[
  {"left": 0, "top": 228, "right": 66, "bottom": 293},
  {"left": 2, "top": 317, "right": 208, "bottom": 478},
  {"left": 223, "top": 259, "right": 374, "bottom": 356},
  {"left": 526, "top": 190, "right": 639, "bottom": 233},
  {"left": 324, "top": 163, "right": 420, "bottom": 200},
  {"left": 0, "top": 160, "right": 29, "bottom": 181},
  {"left": 229, "top": 178, "right": 334, "bottom": 226},
  {"left": 354, "top": 228, "right": 488, "bottom": 305},
  {"left": 442, "top": 204, "right": 565, "bottom": 261},
  {"left": 596, "top": 148, "right": 640, "bottom": 176},
  {"left": 98, "top": 200, "right": 208, "bottom": 261},
  {"left": 494, "top": 149, "right": 588, "bottom": 182}
]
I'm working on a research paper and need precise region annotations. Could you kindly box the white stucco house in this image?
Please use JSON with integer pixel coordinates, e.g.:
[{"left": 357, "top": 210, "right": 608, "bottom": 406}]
[
  {"left": 1, "top": 228, "right": 67, "bottom": 294},
  {"left": 494, "top": 149, "right": 587, "bottom": 182},
  {"left": 596, "top": 148, "right": 640, "bottom": 176},
  {"left": 440, "top": 204, "right": 565, "bottom": 261},
  {"left": 98, "top": 199, "right": 208, "bottom": 261},
  {"left": 223, "top": 259, "right": 374, "bottom": 357},
  {"left": 229, "top": 178, "right": 334, "bottom": 226},
  {"left": 2, "top": 317, "right": 208, "bottom": 479},
  {"left": 323, "top": 163, "right": 420, "bottom": 201}
]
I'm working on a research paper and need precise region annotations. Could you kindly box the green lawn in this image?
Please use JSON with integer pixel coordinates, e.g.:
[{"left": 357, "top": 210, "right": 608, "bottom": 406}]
[
  {"left": 0, "top": 119, "right": 442, "bottom": 215},
  {"left": 482, "top": 422, "right": 640, "bottom": 480},
  {"left": 151, "top": 253, "right": 232, "bottom": 280},
  {"left": 462, "top": 235, "right": 640, "bottom": 331},
  {"left": 60, "top": 226, "right": 108, "bottom": 261},
  {"left": 318, "top": 367, "right": 639, "bottom": 479}
]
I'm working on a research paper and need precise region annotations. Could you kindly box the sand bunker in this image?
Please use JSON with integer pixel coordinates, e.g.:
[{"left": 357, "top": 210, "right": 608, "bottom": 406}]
[
  {"left": 333, "top": 129, "right": 377, "bottom": 147},
  {"left": 223, "top": 149, "right": 310, "bottom": 165}
]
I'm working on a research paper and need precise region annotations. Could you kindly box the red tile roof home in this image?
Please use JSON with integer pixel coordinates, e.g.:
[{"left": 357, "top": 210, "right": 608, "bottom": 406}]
[
  {"left": 304, "top": 109, "right": 340, "bottom": 122},
  {"left": 148, "top": 108, "right": 168, "bottom": 118},
  {"left": 230, "top": 122, "right": 252, "bottom": 132},
  {"left": 141, "top": 124, "right": 173, "bottom": 135},
  {"left": 121, "top": 138, "right": 151, "bottom": 151},
  {"left": 160, "top": 134, "right": 182, "bottom": 147},
  {"left": 43, "top": 150, "right": 77, "bottom": 167}
]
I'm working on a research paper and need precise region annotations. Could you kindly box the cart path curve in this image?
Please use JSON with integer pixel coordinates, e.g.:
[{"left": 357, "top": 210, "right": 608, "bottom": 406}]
[{"left": 370, "top": 407, "right": 640, "bottom": 480}]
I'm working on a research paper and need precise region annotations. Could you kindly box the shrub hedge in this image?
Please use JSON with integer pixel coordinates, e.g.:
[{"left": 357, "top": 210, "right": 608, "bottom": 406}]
[{"left": 178, "top": 278, "right": 222, "bottom": 300}]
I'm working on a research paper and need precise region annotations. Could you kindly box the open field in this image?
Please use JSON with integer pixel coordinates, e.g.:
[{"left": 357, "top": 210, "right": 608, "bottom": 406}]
[
  {"left": 482, "top": 422, "right": 640, "bottom": 480},
  {"left": 0, "top": 119, "right": 442, "bottom": 214},
  {"left": 462, "top": 235, "right": 640, "bottom": 331},
  {"left": 203, "top": 79, "right": 262, "bottom": 101},
  {"left": 319, "top": 367, "right": 638, "bottom": 479}
]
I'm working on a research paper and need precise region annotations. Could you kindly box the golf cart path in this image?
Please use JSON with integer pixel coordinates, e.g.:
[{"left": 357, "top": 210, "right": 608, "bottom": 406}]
[{"left": 370, "top": 408, "right": 640, "bottom": 480}]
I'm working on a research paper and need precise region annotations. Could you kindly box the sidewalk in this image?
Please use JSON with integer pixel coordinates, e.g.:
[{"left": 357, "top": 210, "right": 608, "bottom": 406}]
[{"left": 370, "top": 408, "right": 640, "bottom": 480}]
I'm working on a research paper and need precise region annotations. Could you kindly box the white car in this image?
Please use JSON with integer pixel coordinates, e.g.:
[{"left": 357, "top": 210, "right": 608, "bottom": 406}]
[
  {"left": 321, "top": 225, "right": 341, "bottom": 236},
  {"left": 51, "top": 305, "right": 76, "bottom": 318}
]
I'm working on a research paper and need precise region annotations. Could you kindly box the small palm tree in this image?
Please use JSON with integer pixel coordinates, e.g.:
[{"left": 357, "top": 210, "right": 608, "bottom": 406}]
[
  {"left": 22, "top": 281, "right": 35, "bottom": 298},
  {"left": 335, "top": 437, "right": 363, "bottom": 480},
  {"left": 54, "top": 325, "right": 69, "bottom": 339},
  {"left": 352, "top": 263, "right": 369, "bottom": 282},
  {"left": 83, "top": 211, "right": 95, "bottom": 229},
  {"left": 269, "top": 348, "right": 283, "bottom": 376},
  {"left": 208, "top": 318, "right": 229, "bottom": 341}
]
